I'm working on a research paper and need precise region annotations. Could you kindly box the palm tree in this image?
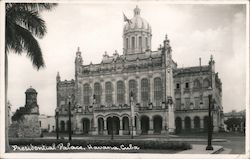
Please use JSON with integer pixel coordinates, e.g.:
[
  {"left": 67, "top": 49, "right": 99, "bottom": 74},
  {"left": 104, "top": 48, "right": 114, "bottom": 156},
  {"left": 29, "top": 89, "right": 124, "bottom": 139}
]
[{"left": 5, "top": 3, "right": 57, "bottom": 151}]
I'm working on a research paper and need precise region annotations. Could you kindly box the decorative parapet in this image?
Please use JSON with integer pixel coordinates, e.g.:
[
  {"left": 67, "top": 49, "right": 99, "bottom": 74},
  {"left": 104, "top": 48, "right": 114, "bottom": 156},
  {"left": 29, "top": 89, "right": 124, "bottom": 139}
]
[{"left": 79, "top": 50, "right": 163, "bottom": 77}]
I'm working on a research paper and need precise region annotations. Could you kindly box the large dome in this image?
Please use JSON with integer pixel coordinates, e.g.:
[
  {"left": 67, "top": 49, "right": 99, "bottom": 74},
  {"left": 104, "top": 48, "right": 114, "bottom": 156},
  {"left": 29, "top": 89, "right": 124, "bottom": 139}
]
[{"left": 123, "top": 6, "right": 151, "bottom": 33}]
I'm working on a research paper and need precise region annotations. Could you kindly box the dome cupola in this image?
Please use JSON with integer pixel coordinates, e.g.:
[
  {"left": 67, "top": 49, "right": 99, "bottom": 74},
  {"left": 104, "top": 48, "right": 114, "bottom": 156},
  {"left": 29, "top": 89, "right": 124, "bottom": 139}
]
[{"left": 123, "top": 6, "right": 152, "bottom": 55}]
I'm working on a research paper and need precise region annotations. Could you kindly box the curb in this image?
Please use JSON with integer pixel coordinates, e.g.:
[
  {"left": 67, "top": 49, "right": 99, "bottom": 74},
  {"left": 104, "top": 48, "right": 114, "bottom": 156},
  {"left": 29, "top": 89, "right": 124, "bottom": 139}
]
[{"left": 212, "top": 147, "right": 224, "bottom": 154}]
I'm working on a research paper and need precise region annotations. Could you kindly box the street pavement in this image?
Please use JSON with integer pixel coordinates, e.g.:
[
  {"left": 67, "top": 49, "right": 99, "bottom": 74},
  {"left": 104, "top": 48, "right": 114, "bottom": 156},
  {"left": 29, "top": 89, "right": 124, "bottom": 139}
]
[
  {"left": 175, "top": 132, "right": 245, "bottom": 154},
  {"left": 38, "top": 132, "right": 246, "bottom": 154}
]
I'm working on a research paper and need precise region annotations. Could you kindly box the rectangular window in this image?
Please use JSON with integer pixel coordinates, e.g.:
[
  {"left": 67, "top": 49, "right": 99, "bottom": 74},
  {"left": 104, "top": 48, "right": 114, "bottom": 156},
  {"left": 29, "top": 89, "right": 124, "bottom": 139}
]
[
  {"left": 176, "top": 98, "right": 181, "bottom": 110},
  {"left": 185, "top": 98, "right": 190, "bottom": 109},
  {"left": 105, "top": 82, "right": 113, "bottom": 105},
  {"left": 139, "top": 36, "right": 142, "bottom": 49},
  {"left": 126, "top": 38, "right": 129, "bottom": 49},
  {"left": 176, "top": 83, "right": 180, "bottom": 89},
  {"left": 132, "top": 37, "right": 135, "bottom": 49},
  {"left": 194, "top": 97, "right": 200, "bottom": 108},
  {"left": 145, "top": 37, "right": 148, "bottom": 48},
  {"left": 204, "top": 96, "right": 209, "bottom": 109}
]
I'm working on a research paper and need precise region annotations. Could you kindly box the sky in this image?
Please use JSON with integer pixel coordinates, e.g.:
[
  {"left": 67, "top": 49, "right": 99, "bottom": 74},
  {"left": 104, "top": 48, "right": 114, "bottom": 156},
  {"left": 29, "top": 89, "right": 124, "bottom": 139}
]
[{"left": 7, "top": 2, "right": 247, "bottom": 116}]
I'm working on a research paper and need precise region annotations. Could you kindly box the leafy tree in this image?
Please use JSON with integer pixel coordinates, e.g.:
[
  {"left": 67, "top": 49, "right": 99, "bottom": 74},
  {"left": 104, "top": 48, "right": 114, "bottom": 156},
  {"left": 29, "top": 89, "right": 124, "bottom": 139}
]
[
  {"left": 224, "top": 118, "right": 242, "bottom": 131},
  {"left": 5, "top": 3, "right": 57, "bottom": 151}
]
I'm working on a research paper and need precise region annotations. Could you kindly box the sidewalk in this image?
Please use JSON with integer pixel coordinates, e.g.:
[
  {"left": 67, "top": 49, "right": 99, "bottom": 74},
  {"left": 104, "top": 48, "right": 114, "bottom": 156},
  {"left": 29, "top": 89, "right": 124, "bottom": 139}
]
[{"left": 177, "top": 144, "right": 224, "bottom": 154}]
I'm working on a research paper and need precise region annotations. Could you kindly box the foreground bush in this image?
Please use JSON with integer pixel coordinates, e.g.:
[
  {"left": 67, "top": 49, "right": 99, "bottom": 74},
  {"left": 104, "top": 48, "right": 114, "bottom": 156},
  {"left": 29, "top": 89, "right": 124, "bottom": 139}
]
[{"left": 10, "top": 138, "right": 192, "bottom": 150}]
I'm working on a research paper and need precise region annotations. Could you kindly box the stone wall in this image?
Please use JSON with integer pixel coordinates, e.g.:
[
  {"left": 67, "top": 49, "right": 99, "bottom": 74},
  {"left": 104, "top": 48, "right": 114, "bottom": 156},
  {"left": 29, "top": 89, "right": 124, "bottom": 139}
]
[{"left": 9, "top": 114, "right": 41, "bottom": 138}]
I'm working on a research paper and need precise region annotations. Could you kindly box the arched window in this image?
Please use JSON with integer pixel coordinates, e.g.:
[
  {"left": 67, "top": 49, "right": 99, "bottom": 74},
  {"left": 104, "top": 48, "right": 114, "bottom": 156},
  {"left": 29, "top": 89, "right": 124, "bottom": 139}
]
[
  {"left": 132, "top": 37, "right": 135, "bottom": 49},
  {"left": 83, "top": 83, "right": 90, "bottom": 105},
  {"left": 141, "top": 78, "right": 149, "bottom": 106},
  {"left": 117, "top": 81, "right": 125, "bottom": 104},
  {"left": 154, "top": 77, "right": 162, "bottom": 106},
  {"left": 193, "top": 79, "right": 201, "bottom": 89},
  {"left": 139, "top": 36, "right": 142, "bottom": 49},
  {"left": 94, "top": 83, "right": 101, "bottom": 104},
  {"left": 203, "top": 78, "right": 210, "bottom": 88},
  {"left": 129, "top": 80, "right": 137, "bottom": 103},
  {"left": 105, "top": 82, "right": 113, "bottom": 105},
  {"left": 126, "top": 38, "right": 129, "bottom": 49},
  {"left": 145, "top": 37, "right": 148, "bottom": 48}
]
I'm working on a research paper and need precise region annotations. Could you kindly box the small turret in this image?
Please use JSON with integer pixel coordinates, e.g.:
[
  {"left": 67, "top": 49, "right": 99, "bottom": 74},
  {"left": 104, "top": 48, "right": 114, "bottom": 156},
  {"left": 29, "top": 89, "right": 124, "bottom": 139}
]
[
  {"left": 209, "top": 54, "right": 215, "bottom": 73},
  {"left": 164, "top": 34, "right": 172, "bottom": 55},
  {"left": 25, "top": 86, "right": 38, "bottom": 109},
  {"left": 75, "top": 47, "right": 83, "bottom": 76},
  {"left": 75, "top": 47, "right": 83, "bottom": 65},
  {"left": 56, "top": 72, "right": 61, "bottom": 83}
]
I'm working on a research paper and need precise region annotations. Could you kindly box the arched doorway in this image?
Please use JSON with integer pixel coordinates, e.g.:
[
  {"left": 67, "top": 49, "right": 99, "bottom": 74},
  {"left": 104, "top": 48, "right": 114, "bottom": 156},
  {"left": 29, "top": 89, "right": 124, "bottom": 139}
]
[
  {"left": 204, "top": 116, "right": 209, "bottom": 132},
  {"left": 107, "top": 116, "right": 120, "bottom": 135},
  {"left": 153, "top": 115, "right": 162, "bottom": 134},
  {"left": 141, "top": 115, "right": 149, "bottom": 134},
  {"left": 60, "top": 121, "right": 65, "bottom": 132},
  {"left": 98, "top": 118, "right": 104, "bottom": 135},
  {"left": 82, "top": 118, "right": 90, "bottom": 134},
  {"left": 122, "top": 116, "right": 130, "bottom": 135},
  {"left": 194, "top": 116, "right": 200, "bottom": 132},
  {"left": 184, "top": 117, "right": 191, "bottom": 132},
  {"left": 175, "top": 117, "right": 182, "bottom": 134}
]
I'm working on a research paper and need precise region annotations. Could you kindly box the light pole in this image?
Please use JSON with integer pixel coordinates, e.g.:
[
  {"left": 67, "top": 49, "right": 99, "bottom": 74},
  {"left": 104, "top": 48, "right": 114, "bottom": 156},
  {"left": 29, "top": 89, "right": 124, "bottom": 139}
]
[
  {"left": 68, "top": 96, "right": 72, "bottom": 141},
  {"left": 206, "top": 87, "right": 213, "bottom": 150},
  {"left": 55, "top": 108, "right": 59, "bottom": 140}
]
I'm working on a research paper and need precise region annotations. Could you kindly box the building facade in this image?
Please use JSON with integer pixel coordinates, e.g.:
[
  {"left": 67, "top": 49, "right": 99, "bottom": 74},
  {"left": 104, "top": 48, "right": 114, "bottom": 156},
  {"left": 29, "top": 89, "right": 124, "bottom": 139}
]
[
  {"left": 39, "top": 114, "right": 56, "bottom": 133},
  {"left": 56, "top": 6, "right": 223, "bottom": 136}
]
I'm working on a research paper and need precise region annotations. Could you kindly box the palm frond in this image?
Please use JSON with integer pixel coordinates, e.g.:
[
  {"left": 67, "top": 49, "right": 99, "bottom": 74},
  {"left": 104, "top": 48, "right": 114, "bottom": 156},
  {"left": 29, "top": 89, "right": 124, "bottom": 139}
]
[
  {"left": 7, "top": 8, "right": 47, "bottom": 38},
  {"left": 5, "top": 20, "right": 23, "bottom": 54},
  {"left": 6, "top": 3, "right": 58, "bottom": 12},
  {"left": 15, "top": 24, "right": 45, "bottom": 69}
]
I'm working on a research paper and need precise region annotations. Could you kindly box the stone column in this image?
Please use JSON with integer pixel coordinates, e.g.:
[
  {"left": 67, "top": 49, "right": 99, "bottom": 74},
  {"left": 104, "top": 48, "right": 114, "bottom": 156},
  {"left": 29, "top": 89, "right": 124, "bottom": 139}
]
[
  {"left": 119, "top": 118, "right": 123, "bottom": 135},
  {"left": 137, "top": 117, "right": 141, "bottom": 135},
  {"left": 191, "top": 119, "right": 194, "bottom": 131},
  {"left": 161, "top": 113, "right": 167, "bottom": 134},
  {"left": 103, "top": 118, "right": 108, "bottom": 135},
  {"left": 92, "top": 115, "right": 98, "bottom": 135},
  {"left": 148, "top": 117, "right": 154, "bottom": 134},
  {"left": 182, "top": 120, "right": 185, "bottom": 130},
  {"left": 75, "top": 115, "right": 82, "bottom": 134},
  {"left": 168, "top": 101, "right": 175, "bottom": 134},
  {"left": 200, "top": 119, "right": 204, "bottom": 131}
]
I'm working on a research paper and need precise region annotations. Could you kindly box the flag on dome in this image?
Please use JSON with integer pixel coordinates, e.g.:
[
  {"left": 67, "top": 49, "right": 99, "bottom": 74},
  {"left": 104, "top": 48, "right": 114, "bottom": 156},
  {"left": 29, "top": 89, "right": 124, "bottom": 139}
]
[{"left": 123, "top": 12, "right": 132, "bottom": 24}]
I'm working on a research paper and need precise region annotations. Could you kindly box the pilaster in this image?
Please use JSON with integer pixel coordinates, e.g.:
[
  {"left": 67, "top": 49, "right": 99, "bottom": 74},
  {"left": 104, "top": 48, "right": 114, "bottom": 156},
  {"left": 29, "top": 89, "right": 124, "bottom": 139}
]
[
  {"left": 148, "top": 117, "right": 154, "bottom": 134},
  {"left": 149, "top": 77, "right": 154, "bottom": 105},
  {"left": 113, "top": 80, "right": 117, "bottom": 105},
  {"left": 136, "top": 77, "right": 141, "bottom": 104},
  {"left": 101, "top": 80, "right": 105, "bottom": 105},
  {"left": 125, "top": 79, "right": 129, "bottom": 104}
]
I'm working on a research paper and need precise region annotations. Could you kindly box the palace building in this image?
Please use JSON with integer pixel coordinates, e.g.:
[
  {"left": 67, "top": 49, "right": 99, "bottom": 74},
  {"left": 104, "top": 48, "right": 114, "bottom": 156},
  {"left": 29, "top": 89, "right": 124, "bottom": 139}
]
[{"left": 56, "top": 6, "right": 223, "bottom": 136}]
